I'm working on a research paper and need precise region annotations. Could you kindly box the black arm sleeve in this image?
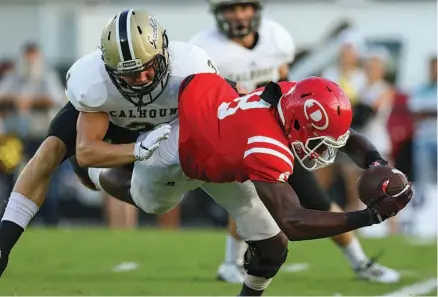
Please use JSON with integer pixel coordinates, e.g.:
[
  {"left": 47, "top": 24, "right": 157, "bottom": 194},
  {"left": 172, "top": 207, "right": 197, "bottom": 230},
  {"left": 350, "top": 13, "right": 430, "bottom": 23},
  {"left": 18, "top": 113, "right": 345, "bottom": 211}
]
[
  {"left": 351, "top": 103, "right": 375, "bottom": 130},
  {"left": 341, "top": 129, "right": 388, "bottom": 169}
]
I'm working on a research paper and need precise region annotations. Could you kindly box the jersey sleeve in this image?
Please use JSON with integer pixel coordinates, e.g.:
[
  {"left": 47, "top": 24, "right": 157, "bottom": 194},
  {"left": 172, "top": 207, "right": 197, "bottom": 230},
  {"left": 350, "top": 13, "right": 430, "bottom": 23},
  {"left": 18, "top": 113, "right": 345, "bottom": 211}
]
[
  {"left": 188, "top": 30, "right": 215, "bottom": 51},
  {"left": 65, "top": 69, "right": 107, "bottom": 113},
  {"left": 170, "top": 41, "right": 220, "bottom": 77},
  {"left": 270, "top": 20, "right": 296, "bottom": 65},
  {"left": 190, "top": 45, "right": 220, "bottom": 75},
  {"left": 243, "top": 135, "right": 294, "bottom": 183}
]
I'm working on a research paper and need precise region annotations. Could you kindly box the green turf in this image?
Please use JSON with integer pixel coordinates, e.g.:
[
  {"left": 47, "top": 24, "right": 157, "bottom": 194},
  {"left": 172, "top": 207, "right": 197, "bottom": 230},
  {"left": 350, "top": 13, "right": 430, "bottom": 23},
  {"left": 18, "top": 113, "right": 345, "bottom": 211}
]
[{"left": 0, "top": 228, "right": 436, "bottom": 296}]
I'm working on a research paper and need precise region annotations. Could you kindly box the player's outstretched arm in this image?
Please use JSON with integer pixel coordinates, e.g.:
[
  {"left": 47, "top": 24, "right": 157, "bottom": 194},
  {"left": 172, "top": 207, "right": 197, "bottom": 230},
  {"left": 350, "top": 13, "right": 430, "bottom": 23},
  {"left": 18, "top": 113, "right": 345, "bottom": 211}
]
[
  {"left": 76, "top": 111, "right": 137, "bottom": 167},
  {"left": 76, "top": 112, "right": 171, "bottom": 167},
  {"left": 253, "top": 181, "right": 394, "bottom": 241},
  {"left": 341, "top": 129, "right": 388, "bottom": 169}
]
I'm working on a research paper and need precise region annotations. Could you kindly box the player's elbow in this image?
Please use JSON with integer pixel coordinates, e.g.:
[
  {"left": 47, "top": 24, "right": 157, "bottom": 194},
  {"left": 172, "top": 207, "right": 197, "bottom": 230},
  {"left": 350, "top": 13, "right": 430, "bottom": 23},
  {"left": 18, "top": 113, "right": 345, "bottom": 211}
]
[
  {"left": 282, "top": 224, "right": 306, "bottom": 241},
  {"left": 279, "top": 211, "right": 307, "bottom": 241},
  {"left": 76, "top": 149, "right": 92, "bottom": 167},
  {"left": 76, "top": 142, "right": 96, "bottom": 167}
]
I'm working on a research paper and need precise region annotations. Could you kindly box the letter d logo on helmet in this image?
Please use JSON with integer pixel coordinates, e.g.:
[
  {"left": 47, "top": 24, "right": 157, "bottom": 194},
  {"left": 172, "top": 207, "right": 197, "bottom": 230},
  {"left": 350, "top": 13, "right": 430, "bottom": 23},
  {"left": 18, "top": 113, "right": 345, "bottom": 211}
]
[{"left": 303, "top": 99, "right": 329, "bottom": 130}]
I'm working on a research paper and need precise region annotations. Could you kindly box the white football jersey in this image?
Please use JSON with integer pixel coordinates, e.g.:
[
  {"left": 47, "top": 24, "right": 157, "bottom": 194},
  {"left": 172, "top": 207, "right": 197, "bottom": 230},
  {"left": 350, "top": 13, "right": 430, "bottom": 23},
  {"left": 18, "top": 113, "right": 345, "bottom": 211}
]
[
  {"left": 189, "top": 19, "right": 295, "bottom": 91},
  {"left": 66, "top": 41, "right": 218, "bottom": 130}
]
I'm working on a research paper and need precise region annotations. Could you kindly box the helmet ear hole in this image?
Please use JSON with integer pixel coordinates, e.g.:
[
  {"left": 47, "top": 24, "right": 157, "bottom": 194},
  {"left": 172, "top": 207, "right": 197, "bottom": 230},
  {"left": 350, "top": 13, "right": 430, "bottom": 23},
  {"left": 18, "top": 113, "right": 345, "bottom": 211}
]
[{"left": 294, "top": 119, "right": 301, "bottom": 131}]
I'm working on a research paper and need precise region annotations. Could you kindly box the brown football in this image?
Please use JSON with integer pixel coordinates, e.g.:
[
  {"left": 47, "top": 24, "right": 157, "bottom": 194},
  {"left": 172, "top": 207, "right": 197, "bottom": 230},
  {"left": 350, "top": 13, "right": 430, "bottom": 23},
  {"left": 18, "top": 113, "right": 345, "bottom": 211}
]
[{"left": 357, "top": 165, "right": 408, "bottom": 205}]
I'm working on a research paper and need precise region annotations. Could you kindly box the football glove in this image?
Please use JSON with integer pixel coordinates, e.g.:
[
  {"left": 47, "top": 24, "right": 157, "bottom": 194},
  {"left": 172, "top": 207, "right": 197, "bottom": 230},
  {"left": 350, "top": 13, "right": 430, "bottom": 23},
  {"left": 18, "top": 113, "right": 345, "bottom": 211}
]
[
  {"left": 366, "top": 183, "right": 413, "bottom": 224},
  {"left": 134, "top": 124, "right": 171, "bottom": 161}
]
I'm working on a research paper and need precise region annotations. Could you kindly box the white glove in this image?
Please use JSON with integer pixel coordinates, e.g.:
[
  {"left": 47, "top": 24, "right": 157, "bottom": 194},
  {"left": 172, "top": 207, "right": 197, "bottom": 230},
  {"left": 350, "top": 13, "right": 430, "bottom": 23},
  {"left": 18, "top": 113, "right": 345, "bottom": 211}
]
[{"left": 133, "top": 124, "right": 171, "bottom": 161}]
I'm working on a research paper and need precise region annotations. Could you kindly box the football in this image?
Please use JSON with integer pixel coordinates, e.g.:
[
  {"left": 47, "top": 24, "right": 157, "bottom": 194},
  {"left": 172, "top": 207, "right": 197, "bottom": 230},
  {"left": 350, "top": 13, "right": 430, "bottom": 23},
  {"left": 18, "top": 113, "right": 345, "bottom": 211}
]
[{"left": 357, "top": 165, "right": 408, "bottom": 205}]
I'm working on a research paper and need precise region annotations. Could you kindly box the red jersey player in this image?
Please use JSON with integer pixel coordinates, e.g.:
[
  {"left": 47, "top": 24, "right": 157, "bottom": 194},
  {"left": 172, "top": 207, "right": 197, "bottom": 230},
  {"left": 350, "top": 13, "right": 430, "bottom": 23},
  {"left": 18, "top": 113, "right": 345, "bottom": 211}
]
[
  {"left": 178, "top": 74, "right": 350, "bottom": 183},
  {"left": 89, "top": 73, "right": 413, "bottom": 296},
  {"left": 176, "top": 73, "right": 411, "bottom": 296},
  {"left": 179, "top": 80, "right": 293, "bottom": 183}
]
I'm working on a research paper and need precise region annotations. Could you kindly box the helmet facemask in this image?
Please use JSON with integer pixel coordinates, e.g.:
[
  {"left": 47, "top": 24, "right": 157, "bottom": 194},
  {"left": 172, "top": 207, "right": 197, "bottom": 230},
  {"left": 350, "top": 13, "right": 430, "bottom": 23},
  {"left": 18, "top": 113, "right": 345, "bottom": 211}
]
[
  {"left": 291, "top": 131, "right": 350, "bottom": 171},
  {"left": 213, "top": 1, "right": 262, "bottom": 38},
  {"left": 105, "top": 45, "right": 169, "bottom": 110}
]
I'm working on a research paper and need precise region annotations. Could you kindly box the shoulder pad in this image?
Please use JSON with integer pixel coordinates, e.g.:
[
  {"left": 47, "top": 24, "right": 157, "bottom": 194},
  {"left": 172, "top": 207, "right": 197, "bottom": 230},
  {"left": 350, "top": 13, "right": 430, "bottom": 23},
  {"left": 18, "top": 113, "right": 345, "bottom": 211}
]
[
  {"left": 66, "top": 51, "right": 108, "bottom": 112},
  {"left": 263, "top": 19, "right": 295, "bottom": 63},
  {"left": 188, "top": 28, "right": 220, "bottom": 48},
  {"left": 169, "top": 41, "right": 219, "bottom": 77}
]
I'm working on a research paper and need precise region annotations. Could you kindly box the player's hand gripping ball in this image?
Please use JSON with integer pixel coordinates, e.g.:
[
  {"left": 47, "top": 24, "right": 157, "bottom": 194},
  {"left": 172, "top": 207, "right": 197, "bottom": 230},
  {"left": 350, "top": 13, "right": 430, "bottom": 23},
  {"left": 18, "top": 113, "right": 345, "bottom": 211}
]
[{"left": 357, "top": 165, "right": 413, "bottom": 223}]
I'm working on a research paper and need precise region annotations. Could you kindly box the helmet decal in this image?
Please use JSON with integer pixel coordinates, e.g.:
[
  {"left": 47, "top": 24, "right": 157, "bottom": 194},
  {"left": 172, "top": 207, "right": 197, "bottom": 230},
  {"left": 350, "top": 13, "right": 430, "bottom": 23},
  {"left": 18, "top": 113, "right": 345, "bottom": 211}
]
[
  {"left": 303, "top": 99, "right": 329, "bottom": 131},
  {"left": 147, "top": 16, "right": 159, "bottom": 49}
]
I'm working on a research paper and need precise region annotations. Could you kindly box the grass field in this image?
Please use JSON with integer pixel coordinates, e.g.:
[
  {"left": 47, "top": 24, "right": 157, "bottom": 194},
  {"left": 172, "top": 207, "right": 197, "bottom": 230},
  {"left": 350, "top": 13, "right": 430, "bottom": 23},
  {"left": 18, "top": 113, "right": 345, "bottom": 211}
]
[{"left": 0, "top": 228, "right": 436, "bottom": 296}]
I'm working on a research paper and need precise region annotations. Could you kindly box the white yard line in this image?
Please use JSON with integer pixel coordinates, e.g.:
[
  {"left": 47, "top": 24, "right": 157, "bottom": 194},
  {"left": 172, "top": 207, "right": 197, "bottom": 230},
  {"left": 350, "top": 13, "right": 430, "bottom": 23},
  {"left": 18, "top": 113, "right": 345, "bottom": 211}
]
[
  {"left": 112, "top": 261, "right": 140, "bottom": 272},
  {"left": 377, "top": 278, "right": 438, "bottom": 296},
  {"left": 281, "top": 262, "right": 310, "bottom": 273}
]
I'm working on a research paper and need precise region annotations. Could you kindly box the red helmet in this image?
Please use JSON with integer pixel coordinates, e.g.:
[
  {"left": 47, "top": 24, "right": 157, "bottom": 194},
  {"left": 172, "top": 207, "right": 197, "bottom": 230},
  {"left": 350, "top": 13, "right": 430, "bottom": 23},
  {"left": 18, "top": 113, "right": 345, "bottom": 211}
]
[{"left": 277, "top": 77, "right": 352, "bottom": 171}]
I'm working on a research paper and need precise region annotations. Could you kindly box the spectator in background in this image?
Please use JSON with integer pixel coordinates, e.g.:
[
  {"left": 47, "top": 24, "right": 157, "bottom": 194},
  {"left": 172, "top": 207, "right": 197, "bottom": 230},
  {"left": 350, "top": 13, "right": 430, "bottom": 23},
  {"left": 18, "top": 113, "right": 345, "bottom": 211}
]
[
  {"left": 315, "top": 30, "right": 367, "bottom": 204},
  {"left": 405, "top": 56, "right": 437, "bottom": 240},
  {"left": 322, "top": 30, "right": 366, "bottom": 104},
  {"left": 0, "top": 60, "right": 15, "bottom": 135},
  {"left": 409, "top": 56, "right": 437, "bottom": 186},
  {"left": 348, "top": 48, "right": 394, "bottom": 205},
  {"left": 0, "top": 60, "right": 14, "bottom": 81},
  {"left": 0, "top": 42, "right": 64, "bottom": 138},
  {"left": 354, "top": 47, "right": 394, "bottom": 159},
  {"left": 353, "top": 47, "right": 397, "bottom": 237},
  {"left": 0, "top": 42, "right": 65, "bottom": 225},
  {"left": 0, "top": 60, "right": 20, "bottom": 207}
]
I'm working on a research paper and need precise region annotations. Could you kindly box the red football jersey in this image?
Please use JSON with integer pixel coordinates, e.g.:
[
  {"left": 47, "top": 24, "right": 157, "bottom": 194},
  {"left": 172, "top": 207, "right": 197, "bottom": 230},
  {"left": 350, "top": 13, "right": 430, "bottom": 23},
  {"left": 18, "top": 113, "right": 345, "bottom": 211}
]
[{"left": 178, "top": 73, "right": 295, "bottom": 183}]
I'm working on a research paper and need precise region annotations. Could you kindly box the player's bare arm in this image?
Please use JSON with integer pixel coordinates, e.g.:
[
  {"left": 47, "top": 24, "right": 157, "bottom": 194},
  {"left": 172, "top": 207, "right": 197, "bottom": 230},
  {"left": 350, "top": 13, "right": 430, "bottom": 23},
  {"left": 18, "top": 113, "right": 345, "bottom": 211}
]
[
  {"left": 278, "top": 64, "right": 289, "bottom": 81},
  {"left": 76, "top": 111, "right": 136, "bottom": 167},
  {"left": 253, "top": 181, "right": 374, "bottom": 241},
  {"left": 76, "top": 111, "right": 171, "bottom": 168}
]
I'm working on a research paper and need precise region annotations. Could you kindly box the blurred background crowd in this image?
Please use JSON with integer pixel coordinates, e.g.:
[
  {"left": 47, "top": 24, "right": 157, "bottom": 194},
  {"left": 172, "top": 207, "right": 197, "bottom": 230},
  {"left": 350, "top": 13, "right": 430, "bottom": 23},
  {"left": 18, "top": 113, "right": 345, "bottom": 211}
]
[{"left": 0, "top": 0, "right": 435, "bottom": 240}]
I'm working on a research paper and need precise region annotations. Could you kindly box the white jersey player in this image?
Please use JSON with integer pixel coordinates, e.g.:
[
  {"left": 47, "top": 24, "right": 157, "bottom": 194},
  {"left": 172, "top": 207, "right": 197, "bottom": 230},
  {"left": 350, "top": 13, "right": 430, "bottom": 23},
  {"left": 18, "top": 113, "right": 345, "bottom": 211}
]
[
  {"left": 189, "top": 0, "right": 400, "bottom": 285},
  {"left": 0, "top": 8, "right": 219, "bottom": 278},
  {"left": 190, "top": 4, "right": 294, "bottom": 91},
  {"left": 68, "top": 9, "right": 219, "bottom": 169}
]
